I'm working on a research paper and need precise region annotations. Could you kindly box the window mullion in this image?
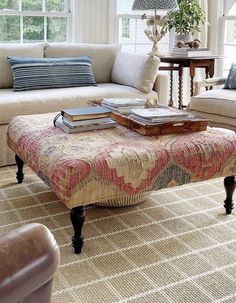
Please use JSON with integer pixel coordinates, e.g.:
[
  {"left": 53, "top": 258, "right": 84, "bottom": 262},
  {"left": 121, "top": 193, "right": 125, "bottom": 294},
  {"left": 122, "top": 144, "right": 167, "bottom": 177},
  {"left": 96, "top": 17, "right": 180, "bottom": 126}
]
[
  {"left": 134, "top": 19, "right": 137, "bottom": 53},
  {"left": 19, "top": 0, "right": 23, "bottom": 43},
  {"left": 68, "top": 0, "right": 71, "bottom": 13},
  {"left": 44, "top": 16, "right": 47, "bottom": 42},
  {"left": 20, "top": 16, "right": 23, "bottom": 43}
]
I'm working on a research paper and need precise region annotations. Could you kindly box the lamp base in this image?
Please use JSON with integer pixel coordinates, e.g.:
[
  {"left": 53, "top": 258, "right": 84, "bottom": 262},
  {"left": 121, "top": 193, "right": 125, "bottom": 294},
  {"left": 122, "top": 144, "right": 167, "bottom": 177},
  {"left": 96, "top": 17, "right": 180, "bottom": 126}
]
[
  {"left": 148, "top": 44, "right": 165, "bottom": 57},
  {"left": 148, "top": 49, "right": 165, "bottom": 57}
]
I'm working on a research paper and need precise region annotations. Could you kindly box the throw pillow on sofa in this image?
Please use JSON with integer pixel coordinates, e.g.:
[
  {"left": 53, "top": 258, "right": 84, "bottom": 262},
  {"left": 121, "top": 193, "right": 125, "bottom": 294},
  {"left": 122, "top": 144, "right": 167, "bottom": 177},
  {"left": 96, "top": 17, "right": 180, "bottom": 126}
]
[
  {"left": 8, "top": 56, "right": 97, "bottom": 91},
  {"left": 0, "top": 43, "right": 44, "bottom": 89},
  {"left": 44, "top": 43, "right": 121, "bottom": 84},
  {"left": 224, "top": 63, "right": 236, "bottom": 89},
  {"left": 111, "top": 52, "right": 160, "bottom": 93}
]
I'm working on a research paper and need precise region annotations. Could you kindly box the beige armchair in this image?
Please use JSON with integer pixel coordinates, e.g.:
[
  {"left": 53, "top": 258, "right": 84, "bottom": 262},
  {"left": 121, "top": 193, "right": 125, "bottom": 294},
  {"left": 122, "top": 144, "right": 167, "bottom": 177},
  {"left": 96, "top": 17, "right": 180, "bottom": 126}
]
[
  {"left": 187, "top": 77, "right": 236, "bottom": 131},
  {"left": 0, "top": 223, "right": 60, "bottom": 303}
]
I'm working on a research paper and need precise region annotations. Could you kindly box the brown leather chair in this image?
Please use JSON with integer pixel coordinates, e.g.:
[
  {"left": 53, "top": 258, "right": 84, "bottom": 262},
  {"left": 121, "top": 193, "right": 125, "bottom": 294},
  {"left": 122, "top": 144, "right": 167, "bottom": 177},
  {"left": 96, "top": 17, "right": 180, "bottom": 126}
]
[{"left": 0, "top": 223, "right": 60, "bottom": 303}]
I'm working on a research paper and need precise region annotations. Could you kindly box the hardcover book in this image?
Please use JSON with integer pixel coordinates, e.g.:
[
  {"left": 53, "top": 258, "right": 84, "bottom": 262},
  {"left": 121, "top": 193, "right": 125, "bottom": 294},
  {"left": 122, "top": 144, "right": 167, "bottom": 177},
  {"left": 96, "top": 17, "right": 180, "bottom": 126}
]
[
  {"left": 62, "top": 106, "right": 112, "bottom": 121},
  {"left": 102, "top": 98, "right": 146, "bottom": 107},
  {"left": 130, "top": 107, "right": 190, "bottom": 122},
  {"left": 102, "top": 103, "right": 145, "bottom": 114},
  {"left": 63, "top": 117, "right": 113, "bottom": 127},
  {"left": 102, "top": 98, "right": 146, "bottom": 114},
  {"left": 55, "top": 116, "right": 117, "bottom": 133},
  {"left": 170, "top": 47, "right": 212, "bottom": 57}
]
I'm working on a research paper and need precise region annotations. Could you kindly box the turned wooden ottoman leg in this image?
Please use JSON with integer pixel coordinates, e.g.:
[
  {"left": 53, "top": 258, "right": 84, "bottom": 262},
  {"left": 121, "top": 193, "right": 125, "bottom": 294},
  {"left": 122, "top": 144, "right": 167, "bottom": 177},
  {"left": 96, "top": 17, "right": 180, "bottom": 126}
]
[
  {"left": 70, "top": 206, "right": 86, "bottom": 254},
  {"left": 15, "top": 154, "right": 24, "bottom": 184},
  {"left": 224, "top": 176, "right": 236, "bottom": 215}
]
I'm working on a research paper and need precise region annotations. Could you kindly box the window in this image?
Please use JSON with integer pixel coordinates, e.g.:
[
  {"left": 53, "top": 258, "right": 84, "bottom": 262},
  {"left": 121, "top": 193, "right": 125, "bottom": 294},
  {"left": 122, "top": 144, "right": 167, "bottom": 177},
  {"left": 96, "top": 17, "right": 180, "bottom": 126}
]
[
  {"left": 222, "top": 1, "right": 236, "bottom": 76},
  {"left": 116, "top": 0, "right": 169, "bottom": 54},
  {"left": 0, "top": 0, "right": 71, "bottom": 43}
]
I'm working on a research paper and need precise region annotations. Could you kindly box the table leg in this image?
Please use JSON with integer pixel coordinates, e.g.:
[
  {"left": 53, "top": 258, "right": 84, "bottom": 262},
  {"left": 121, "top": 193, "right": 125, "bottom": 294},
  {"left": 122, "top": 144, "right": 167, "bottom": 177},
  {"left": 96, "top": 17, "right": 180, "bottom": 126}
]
[
  {"left": 70, "top": 206, "right": 86, "bottom": 254},
  {"left": 208, "top": 62, "right": 215, "bottom": 90},
  {"left": 190, "top": 75, "right": 194, "bottom": 96},
  {"left": 15, "top": 154, "right": 24, "bottom": 184},
  {"left": 205, "top": 67, "right": 209, "bottom": 90},
  {"left": 169, "top": 68, "right": 174, "bottom": 107},
  {"left": 224, "top": 176, "right": 236, "bottom": 214},
  {"left": 178, "top": 65, "right": 183, "bottom": 109}
]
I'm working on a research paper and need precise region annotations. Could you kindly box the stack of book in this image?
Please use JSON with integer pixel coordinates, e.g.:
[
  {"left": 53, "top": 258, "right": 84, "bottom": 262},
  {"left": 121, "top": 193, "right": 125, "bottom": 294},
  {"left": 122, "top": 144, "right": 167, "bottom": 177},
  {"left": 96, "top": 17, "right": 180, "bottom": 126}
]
[
  {"left": 101, "top": 98, "right": 146, "bottom": 114},
  {"left": 170, "top": 47, "right": 212, "bottom": 57},
  {"left": 130, "top": 106, "right": 192, "bottom": 125},
  {"left": 55, "top": 106, "right": 117, "bottom": 133}
]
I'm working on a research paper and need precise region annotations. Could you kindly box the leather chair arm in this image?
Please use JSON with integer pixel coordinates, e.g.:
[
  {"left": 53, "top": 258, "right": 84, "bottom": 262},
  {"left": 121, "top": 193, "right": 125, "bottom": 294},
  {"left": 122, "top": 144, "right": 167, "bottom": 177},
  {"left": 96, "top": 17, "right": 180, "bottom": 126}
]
[
  {"left": 0, "top": 223, "right": 60, "bottom": 303},
  {"left": 194, "top": 77, "right": 227, "bottom": 95}
]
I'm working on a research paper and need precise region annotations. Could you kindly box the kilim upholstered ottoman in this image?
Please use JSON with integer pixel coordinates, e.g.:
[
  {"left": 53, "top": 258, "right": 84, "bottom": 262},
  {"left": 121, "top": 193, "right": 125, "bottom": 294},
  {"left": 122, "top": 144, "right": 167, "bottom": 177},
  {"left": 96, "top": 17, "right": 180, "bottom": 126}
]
[{"left": 7, "top": 113, "right": 236, "bottom": 254}]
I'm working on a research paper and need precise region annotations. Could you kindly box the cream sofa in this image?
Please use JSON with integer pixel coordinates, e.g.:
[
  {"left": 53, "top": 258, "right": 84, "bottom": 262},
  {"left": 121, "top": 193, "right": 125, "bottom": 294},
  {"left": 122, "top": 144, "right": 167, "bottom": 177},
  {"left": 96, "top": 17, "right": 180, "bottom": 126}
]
[
  {"left": 188, "top": 77, "right": 236, "bottom": 131},
  {"left": 0, "top": 43, "right": 169, "bottom": 167}
]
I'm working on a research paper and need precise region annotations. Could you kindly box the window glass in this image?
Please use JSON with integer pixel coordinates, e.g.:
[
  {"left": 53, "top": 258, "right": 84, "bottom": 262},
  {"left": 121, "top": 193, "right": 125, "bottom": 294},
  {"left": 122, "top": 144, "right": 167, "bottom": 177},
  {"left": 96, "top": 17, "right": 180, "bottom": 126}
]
[
  {"left": 121, "top": 18, "right": 130, "bottom": 38},
  {"left": 117, "top": 0, "right": 156, "bottom": 17},
  {"left": 46, "top": 0, "right": 67, "bottom": 12},
  {"left": 119, "top": 18, "right": 135, "bottom": 44},
  {"left": 0, "top": 0, "right": 19, "bottom": 10},
  {"left": 23, "top": 16, "right": 44, "bottom": 42},
  {"left": 0, "top": 15, "right": 20, "bottom": 42},
  {"left": 229, "top": 3, "right": 236, "bottom": 15},
  {"left": 117, "top": 0, "right": 134, "bottom": 14},
  {"left": 22, "top": 0, "right": 42, "bottom": 11},
  {"left": 47, "top": 17, "right": 67, "bottom": 42}
]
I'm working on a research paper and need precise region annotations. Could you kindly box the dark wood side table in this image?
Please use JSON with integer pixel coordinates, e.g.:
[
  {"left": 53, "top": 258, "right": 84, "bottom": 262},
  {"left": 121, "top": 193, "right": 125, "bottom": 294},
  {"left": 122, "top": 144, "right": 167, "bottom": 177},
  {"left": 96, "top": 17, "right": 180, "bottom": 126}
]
[{"left": 159, "top": 56, "right": 218, "bottom": 109}]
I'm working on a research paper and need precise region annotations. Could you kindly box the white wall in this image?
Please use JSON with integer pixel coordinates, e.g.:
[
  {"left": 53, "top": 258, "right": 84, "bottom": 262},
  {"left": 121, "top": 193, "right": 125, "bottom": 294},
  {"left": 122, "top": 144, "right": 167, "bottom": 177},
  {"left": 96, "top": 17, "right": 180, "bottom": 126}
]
[{"left": 72, "top": 0, "right": 115, "bottom": 44}]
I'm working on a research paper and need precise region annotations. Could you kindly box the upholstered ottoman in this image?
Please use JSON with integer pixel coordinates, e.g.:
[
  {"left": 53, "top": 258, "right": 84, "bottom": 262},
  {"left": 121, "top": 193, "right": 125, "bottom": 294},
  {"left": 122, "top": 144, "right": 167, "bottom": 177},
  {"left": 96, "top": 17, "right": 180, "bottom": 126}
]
[{"left": 7, "top": 113, "right": 236, "bottom": 254}]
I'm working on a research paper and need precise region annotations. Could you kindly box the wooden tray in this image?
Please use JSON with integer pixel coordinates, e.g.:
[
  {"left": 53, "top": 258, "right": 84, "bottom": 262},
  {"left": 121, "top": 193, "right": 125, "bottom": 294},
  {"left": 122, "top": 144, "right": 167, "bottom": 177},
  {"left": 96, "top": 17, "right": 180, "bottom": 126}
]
[{"left": 111, "top": 112, "right": 209, "bottom": 136}]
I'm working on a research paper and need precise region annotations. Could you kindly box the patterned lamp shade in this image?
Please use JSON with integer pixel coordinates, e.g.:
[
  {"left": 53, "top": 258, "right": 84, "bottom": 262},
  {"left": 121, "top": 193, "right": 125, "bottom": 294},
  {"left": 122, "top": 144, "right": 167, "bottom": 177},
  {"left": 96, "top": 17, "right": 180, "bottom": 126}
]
[{"left": 132, "top": 0, "right": 179, "bottom": 11}]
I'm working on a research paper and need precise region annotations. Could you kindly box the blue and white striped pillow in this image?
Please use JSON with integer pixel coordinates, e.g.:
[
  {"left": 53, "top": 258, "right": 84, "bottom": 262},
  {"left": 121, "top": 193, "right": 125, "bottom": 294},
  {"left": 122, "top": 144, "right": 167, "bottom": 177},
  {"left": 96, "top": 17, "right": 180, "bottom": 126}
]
[{"left": 7, "top": 56, "right": 97, "bottom": 91}]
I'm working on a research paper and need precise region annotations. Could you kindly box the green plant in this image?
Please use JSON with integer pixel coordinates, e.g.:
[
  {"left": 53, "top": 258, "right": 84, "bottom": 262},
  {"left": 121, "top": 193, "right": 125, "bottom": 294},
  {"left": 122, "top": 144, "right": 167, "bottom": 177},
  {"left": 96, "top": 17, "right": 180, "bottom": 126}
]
[{"left": 167, "top": 0, "right": 206, "bottom": 35}]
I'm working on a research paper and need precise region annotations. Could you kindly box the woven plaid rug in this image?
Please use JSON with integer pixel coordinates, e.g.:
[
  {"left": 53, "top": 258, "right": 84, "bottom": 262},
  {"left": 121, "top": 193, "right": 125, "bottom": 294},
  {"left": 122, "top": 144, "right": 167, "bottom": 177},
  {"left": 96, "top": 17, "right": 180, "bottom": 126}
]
[{"left": 1, "top": 166, "right": 236, "bottom": 303}]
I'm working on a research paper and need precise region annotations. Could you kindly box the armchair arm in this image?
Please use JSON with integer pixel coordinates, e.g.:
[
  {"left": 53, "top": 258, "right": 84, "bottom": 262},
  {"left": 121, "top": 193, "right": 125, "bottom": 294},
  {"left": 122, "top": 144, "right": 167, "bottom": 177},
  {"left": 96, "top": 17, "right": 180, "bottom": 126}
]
[
  {"left": 194, "top": 77, "right": 227, "bottom": 96},
  {"left": 0, "top": 223, "right": 60, "bottom": 303},
  {"left": 153, "top": 71, "right": 169, "bottom": 106}
]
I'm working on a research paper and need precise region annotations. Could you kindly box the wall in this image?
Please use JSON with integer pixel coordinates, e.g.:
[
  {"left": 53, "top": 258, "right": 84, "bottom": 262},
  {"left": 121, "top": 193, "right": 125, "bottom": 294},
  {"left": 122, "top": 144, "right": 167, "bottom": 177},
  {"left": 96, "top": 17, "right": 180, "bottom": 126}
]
[{"left": 72, "top": 0, "right": 115, "bottom": 44}]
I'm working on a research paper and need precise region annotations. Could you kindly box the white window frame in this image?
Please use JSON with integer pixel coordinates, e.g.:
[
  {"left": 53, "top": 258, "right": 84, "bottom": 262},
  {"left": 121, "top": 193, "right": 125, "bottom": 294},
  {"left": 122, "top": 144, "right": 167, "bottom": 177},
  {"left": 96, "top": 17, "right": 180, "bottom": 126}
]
[{"left": 0, "top": 0, "right": 72, "bottom": 43}]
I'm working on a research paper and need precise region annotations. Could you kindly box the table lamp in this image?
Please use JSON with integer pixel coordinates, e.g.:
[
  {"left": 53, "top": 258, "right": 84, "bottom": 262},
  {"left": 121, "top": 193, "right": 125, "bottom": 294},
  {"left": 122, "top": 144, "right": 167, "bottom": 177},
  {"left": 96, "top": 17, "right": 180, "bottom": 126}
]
[{"left": 132, "top": 0, "right": 179, "bottom": 57}]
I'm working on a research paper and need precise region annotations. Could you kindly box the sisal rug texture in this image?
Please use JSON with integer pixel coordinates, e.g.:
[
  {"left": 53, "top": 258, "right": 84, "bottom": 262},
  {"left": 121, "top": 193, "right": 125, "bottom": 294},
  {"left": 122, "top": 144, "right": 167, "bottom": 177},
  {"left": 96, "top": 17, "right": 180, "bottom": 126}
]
[{"left": 1, "top": 166, "right": 236, "bottom": 303}]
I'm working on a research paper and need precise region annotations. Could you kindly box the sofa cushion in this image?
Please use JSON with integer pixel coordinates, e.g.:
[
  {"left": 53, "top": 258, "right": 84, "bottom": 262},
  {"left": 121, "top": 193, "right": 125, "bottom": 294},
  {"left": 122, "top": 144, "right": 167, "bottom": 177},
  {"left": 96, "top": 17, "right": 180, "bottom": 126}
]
[
  {"left": 224, "top": 63, "right": 236, "bottom": 89},
  {"left": 111, "top": 53, "right": 160, "bottom": 93},
  {"left": 188, "top": 110, "right": 236, "bottom": 130},
  {"left": 0, "top": 43, "right": 44, "bottom": 89},
  {"left": 44, "top": 43, "right": 121, "bottom": 84},
  {"left": 189, "top": 89, "right": 236, "bottom": 119},
  {"left": 0, "top": 83, "right": 157, "bottom": 124},
  {"left": 8, "top": 56, "right": 96, "bottom": 91}
]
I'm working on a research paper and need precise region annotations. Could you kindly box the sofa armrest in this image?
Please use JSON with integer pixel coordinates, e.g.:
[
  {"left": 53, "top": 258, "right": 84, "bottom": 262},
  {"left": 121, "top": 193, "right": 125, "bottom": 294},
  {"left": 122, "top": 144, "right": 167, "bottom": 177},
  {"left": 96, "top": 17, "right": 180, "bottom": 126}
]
[
  {"left": 0, "top": 223, "right": 60, "bottom": 303},
  {"left": 194, "top": 77, "right": 227, "bottom": 96},
  {"left": 153, "top": 71, "right": 169, "bottom": 106}
]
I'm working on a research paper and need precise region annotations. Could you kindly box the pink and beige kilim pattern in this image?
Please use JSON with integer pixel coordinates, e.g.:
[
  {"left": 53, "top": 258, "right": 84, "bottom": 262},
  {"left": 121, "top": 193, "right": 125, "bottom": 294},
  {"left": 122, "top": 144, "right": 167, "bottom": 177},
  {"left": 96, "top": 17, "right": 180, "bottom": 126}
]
[{"left": 7, "top": 113, "right": 236, "bottom": 209}]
